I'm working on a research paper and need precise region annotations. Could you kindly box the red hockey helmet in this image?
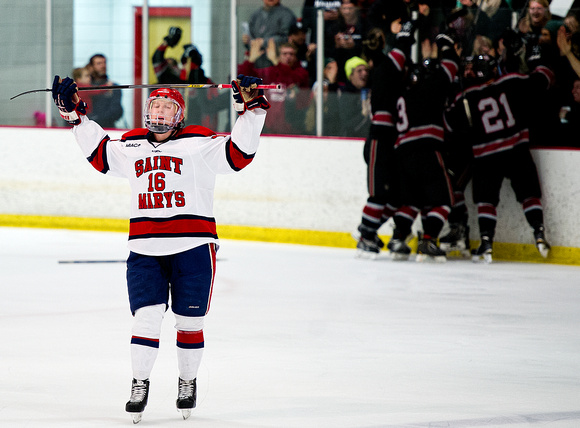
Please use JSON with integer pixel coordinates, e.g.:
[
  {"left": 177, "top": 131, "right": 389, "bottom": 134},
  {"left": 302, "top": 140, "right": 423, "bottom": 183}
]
[{"left": 143, "top": 88, "right": 186, "bottom": 133}]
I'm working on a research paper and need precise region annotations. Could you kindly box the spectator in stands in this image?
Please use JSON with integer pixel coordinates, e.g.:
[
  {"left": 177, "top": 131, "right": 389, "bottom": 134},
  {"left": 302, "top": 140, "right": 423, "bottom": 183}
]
[
  {"left": 518, "top": 0, "right": 551, "bottom": 66},
  {"left": 180, "top": 43, "right": 230, "bottom": 131},
  {"left": 559, "top": 79, "right": 580, "bottom": 147},
  {"left": 472, "top": 34, "right": 495, "bottom": 56},
  {"left": 553, "top": 21, "right": 580, "bottom": 136},
  {"left": 361, "top": 27, "right": 388, "bottom": 83},
  {"left": 72, "top": 66, "right": 93, "bottom": 116},
  {"left": 332, "top": 0, "right": 368, "bottom": 83},
  {"left": 305, "top": 57, "right": 340, "bottom": 135},
  {"left": 479, "top": 0, "right": 513, "bottom": 43},
  {"left": 518, "top": 0, "right": 551, "bottom": 36},
  {"left": 496, "top": 28, "right": 527, "bottom": 74},
  {"left": 539, "top": 19, "right": 564, "bottom": 66},
  {"left": 288, "top": 22, "right": 318, "bottom": 85},
  {"left": 239, "top": 41, "right": 310, "bottom": 134},
  {"left": 526, "top": 19, "right": 564, "bottom": 147},
  {"left": 243, "top": 0, "right": 297, "bottom": 68},
  {"left": 447, "top": 0, "right": 492, "bottom": 55},
  {"left": 87, "top": 54, "right": 124, "bottom": 128},
  {"left": 367, "top": 0, "right": 409, "bottom": 40},
  {"left": 338, "top": 55, "right": 371, "bottom": 136},
  {"left": 564, "top": 11, "right": 580, "bottom": 36},
  {"left": 415, "top": 0, "right": 447, "bottom": 60},
  {"left": 72, "top": 66, "right": 92, "bottom": 86},
  {"left": 301, "top": 0, "right": 341, "bottom": 52},
  {"left": 152, "top": 27, "right": 185, "bottom": 84},
  {"left": 152, "top": 28, "right": 228, "bottom": 130},
  {"left": 557, "top": 18, "right": 580, "bottom": 78}
]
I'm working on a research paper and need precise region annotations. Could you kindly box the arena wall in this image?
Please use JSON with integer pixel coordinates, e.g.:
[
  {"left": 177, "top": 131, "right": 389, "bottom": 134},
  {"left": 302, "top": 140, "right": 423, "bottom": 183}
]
[{"left": 1, "top": 126, "right": 579, "bottom": 265}]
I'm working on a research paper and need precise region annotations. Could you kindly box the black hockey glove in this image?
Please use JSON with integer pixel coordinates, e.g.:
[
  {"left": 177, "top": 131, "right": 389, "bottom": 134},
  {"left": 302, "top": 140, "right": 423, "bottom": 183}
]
[
  {"left": 526, "top": 44, "right": 543, "bottom": 70},
  {"left": 395, "top": 21, "right": 415, "bottom": 50},
  {"left": 231, "top": 74, "right": 270, "bottom": 115},
  {"left": 51, "top": 75, "right": 87, "bottom": 126},
  {"left": 164, "top": 26, "right": 182, "bottom": 47},
  {"left": 502, "top": 28, "right": 525, "bottom": 57},
  {"left": 435, "top": 32, "right": 456, "bottom": 52},
  {"left": 182, "top": 44, "right": 203, "bottom": 67}
]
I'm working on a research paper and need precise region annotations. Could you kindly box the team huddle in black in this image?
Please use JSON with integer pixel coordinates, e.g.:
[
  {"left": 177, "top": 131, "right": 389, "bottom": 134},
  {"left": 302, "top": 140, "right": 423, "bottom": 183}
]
[{"left": 354, "top": 19, "right": 554, "bottom": 263}]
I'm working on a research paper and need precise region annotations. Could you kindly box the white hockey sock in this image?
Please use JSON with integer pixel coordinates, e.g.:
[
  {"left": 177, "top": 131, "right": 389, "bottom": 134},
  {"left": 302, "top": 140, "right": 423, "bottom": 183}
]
[
  {"left": 131, "top": 304, "right": 165, "bottom": 380},
  {"left": 131, "top": 343, "right": 159, "bottom": 380},
  {"left": 176, "top": 330, "right": 204, "bottom": 380}
]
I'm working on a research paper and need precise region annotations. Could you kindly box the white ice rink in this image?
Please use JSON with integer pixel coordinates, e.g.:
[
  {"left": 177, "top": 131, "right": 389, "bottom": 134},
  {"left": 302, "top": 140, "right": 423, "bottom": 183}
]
[{"left": 0, "top": 227, "right": 579, "bottom": 427}]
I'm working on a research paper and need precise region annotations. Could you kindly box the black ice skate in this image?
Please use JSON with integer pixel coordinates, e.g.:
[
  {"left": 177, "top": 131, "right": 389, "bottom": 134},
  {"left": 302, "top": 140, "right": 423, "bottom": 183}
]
[
  {"left": 176, "top": 378, "right": 197, "bottom": 420},
  {"left": 439, "top": 223, "right": 470, "bottom": 257},
  {"left": 534, "top": 226, "right": 551, "bottom": 258},
  {"left": 472, "top": 236, "right": 493, "bottom": 264},
  {"left": 354, "top": 225, "right": 384, "bottom": 258},
  {"left": 386, "top": 238, "right": 411, "bottom": 261},
  {"left": 416, "top": 238, "right": 447, "bottom": 263},
  {"left": 125, "top": 378, "right": 149, "bottom": 424}
]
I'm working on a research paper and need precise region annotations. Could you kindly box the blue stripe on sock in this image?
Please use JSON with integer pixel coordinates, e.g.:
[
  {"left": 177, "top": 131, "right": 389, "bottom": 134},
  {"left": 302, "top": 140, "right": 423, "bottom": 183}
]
[
  {"left": 131, "top": 336, "right": 160, "bottom": 348},
  {"left": 176, "top": 340, "right": 204, "bottom": 349}
]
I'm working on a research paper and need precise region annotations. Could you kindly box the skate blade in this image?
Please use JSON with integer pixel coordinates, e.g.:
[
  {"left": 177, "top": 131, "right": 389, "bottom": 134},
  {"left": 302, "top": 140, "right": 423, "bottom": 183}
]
[
  {"left": 180, "top": 408, "right": 192, "bottom": 420},
  {"left": 537, "top": 242, "right": 550, "bottom": 258},
  {"left": 416, "top": 254, "right": 446, "bottom": 263},
  {"left": 390, "top": 252, "right": 410, "bottom": 261},
  {"left": 445, "top": 249, "right": 471, "bottom": 259},
  {"left": 472, "top": 253, "right": 492, "bottom": 264},
  {"left": 355, "top": 249, "right": 379, "bottom": 260},
  {"left": 440, "top": 241, "right": 466, "bottom": 252},
  {"left": 130, "top": 412, "right": 143, "bottom": 424}
]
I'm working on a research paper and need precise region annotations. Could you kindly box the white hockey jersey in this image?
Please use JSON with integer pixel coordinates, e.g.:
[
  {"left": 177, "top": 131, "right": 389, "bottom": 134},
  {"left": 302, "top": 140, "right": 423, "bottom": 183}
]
[{"left": 72, "top": 109, "right": 267, "bottom": 256}]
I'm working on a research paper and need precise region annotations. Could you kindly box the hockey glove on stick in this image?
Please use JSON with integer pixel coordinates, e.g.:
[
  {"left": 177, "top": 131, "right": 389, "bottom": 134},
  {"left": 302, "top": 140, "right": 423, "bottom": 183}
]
[
  {"left": 231, "top": 74, "right": 270, "bottom": 115},
  {"left": 51, "top": 76, "right": 87, "bottom": 125}
]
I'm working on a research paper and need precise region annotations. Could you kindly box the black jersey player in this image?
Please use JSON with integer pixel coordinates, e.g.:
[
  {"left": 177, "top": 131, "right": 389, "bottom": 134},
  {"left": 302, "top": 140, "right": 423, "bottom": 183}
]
[
  {"left": 389, "top": 33, "right": 460, "bottom": 262},
  {"left": 444, "top": 54, "right": 553, "bottom": 263},
  {"left": 354, "top": 21, "right": 414, "bottom": 258}
]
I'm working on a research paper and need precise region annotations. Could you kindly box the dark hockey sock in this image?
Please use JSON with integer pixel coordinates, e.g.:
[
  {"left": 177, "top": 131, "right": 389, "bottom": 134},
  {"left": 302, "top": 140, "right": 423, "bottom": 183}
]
[
  {"left": 381, "top": 203, "right": 398, "bottom": 225},
  {"left": 477, "top": 202, "right": 497, "bottom": 239},
  {"left": 521, "top": 197, "right": 544, "bottom": 231},
  {"left": 422, "top": 205, "right": 451, "bottom": 240},
  {"left": 361, "top": 198, "right": 386, "bottom": 230},
  {"left": 447, "top": 191, "right": 468, "bottom": 225},
  {"left": 393, "top": 205, "right": 419, "bottom": 239}
]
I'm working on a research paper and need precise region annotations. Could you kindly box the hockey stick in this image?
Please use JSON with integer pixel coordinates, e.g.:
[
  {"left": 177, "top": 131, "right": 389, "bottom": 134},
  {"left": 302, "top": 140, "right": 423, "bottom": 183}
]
[{"left": 10, "top": 82, "right": 282, "bottom": 100}]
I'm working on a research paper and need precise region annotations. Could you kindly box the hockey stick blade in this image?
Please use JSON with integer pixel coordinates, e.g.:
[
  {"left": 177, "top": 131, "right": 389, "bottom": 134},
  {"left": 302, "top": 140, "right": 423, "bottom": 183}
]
[{"left": 10, "top": 83, "right": 282, "bottom": 100}]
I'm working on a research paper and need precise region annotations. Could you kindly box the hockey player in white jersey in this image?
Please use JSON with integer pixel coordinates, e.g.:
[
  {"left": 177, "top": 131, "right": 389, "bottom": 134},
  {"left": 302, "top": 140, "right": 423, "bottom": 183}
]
[{"left": 51, "top": 74, "right": 270, "bottom": 423}]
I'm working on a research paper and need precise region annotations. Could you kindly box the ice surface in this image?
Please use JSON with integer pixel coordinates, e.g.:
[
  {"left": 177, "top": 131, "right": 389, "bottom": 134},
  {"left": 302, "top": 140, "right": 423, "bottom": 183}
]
[{"left": 0, "top": 227, "right": 579, "bottom": 427}]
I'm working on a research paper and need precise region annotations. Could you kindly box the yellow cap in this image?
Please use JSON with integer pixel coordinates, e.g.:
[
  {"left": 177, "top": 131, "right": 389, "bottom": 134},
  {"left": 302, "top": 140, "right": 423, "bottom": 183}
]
[{"left": 345, "top": 56, "right": 369, "bottom": 80}]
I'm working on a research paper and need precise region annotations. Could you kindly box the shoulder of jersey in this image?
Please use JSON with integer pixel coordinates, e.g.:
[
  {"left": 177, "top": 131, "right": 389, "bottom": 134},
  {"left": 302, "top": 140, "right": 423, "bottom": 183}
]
[
  {"left": 121, "top": 128, "right": 149, "bottom": 141},
  {"left": 178, "top": 125, "right": 217, "bottom": 138}
]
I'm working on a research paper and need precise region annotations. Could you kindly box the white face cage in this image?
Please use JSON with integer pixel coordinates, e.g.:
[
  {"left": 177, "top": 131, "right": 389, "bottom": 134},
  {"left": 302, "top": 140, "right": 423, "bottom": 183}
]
[{"left": 143, "top": 96, "right": 183, "bottom": 133}]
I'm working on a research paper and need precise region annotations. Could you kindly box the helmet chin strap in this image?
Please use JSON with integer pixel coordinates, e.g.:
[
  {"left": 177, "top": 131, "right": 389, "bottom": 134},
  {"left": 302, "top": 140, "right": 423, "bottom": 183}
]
[{"left": 148, "top": 121, "right": 183, "bottom": 145}]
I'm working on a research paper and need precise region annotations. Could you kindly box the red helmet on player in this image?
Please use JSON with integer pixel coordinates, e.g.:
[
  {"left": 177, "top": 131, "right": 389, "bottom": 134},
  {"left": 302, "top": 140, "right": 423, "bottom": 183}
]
[{"left": 143, "top": 88, "right": 186, "bottom": 133}]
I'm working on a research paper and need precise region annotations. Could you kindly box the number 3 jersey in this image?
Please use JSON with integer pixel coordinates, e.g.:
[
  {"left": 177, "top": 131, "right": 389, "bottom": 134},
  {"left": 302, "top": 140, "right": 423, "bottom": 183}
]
[
  {"left": 444, "top": 66, "right": 554, "bottom": 158},
  {"left": 72, "top": 109, "right": 267, "bottom": 256}
]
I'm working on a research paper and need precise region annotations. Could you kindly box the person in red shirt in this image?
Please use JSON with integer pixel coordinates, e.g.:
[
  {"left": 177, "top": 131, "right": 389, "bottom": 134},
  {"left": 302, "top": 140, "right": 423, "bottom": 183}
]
[{"left": 239, "top": 41, "right": 310, "bottom": 134}]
